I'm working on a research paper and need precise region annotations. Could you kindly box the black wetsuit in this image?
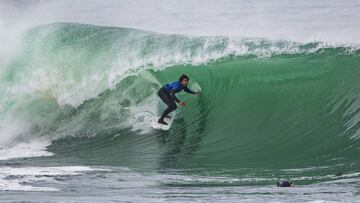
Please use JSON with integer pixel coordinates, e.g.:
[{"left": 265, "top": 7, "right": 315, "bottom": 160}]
[
  {"left": 277, "top": 181, "right": 292, "bottom": 187},
  {"left": 158, "top": 81, "right": 195, "bottom": 121}
]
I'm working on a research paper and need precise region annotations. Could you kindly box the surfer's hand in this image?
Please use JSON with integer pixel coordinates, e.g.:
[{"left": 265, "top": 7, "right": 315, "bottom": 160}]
[
  {"left": 194, "top": 91, "right": 200, "bottom": 95},
  {"left": 180, "top": 101, "right": 186, "bottom": 107}
]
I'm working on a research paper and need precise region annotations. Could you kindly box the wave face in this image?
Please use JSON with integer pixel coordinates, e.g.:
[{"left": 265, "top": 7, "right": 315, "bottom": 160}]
[{"left": 1, "top": 23, "right": 360, "bottom": 185}]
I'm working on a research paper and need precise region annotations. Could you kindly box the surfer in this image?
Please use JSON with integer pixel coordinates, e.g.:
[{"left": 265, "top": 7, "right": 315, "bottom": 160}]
[
  {"left": 157, "top": 74, "right": 199, "bottom": 125},
  {"left": 277, "top": 181, "right": 295, "bottom": 187}
]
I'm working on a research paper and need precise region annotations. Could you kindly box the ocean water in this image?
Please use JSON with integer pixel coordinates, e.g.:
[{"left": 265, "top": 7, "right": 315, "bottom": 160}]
[{"left": 0, "top": 1, "right": 360, "bottom": 202}]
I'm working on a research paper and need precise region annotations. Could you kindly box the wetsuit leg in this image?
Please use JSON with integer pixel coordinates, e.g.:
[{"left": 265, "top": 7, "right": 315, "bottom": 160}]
[{"left": 158, "top": 88, "right": 177, "bottom": 120}]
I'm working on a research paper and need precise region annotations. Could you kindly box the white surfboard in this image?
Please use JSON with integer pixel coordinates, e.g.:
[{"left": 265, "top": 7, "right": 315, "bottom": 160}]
[{"left": 151, "top": 116, "right": 174, "bottom": 130}]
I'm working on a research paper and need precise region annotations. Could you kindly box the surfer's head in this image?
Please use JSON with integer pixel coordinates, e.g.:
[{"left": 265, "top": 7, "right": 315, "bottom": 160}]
[{"left": 179, "top": 74, "right": 189, "bottom": 86}]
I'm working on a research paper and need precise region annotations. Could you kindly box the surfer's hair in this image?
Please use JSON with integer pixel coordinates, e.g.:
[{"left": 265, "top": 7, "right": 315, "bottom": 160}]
[{"left": 179, "top": 74, "right": 189, "bottom": 82}]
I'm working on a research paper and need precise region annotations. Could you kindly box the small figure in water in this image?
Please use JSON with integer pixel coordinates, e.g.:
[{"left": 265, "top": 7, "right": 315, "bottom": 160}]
[
  {"left": 277, "top": 181, "right": 295, "bottom": 187},
  {"left": 157, "top": 74, "right": 199, "bottom": 125}
]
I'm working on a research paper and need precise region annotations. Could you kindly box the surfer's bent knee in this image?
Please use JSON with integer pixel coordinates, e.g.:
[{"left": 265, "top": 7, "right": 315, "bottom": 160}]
[{"left": 170, "top": 103, "right": 177, "bottom": 110}]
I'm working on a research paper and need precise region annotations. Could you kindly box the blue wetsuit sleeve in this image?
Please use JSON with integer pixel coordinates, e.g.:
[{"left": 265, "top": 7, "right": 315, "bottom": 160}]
[
  {"left": 184, "top": 86, "right": 195, "bottom": 94},
  {"left": 170, "top": 89, "right": 180, "bottom": 103}
]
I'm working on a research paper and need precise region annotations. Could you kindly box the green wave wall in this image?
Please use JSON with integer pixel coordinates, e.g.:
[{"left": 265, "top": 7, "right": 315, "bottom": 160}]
[{"left": 1, "top": 23, "right": 359, "bottom": 184}]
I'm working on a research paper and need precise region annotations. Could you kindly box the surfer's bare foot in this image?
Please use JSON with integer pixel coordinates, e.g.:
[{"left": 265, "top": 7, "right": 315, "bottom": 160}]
[{"left": 158, "top": 118, "right": 168, "bottom": 125}]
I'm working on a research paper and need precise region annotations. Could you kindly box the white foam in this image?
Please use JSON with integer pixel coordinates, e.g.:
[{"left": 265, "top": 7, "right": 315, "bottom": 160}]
[
  {"left": 0, "top": 118, "right": 30, "bottom": 146},
  {"left": 0, "top": 138, "right": 54, "bottom": 160},
  {"left": 0, "top": 166, "right": 108, "bottom": 191},
  {"left": 126, "top": 94, "right": 160, "bottom": 134}
]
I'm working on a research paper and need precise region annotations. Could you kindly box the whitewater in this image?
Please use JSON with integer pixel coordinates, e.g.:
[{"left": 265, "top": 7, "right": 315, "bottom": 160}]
[{"left": 0, "top": 0, "right": 360, "bottom": 202}]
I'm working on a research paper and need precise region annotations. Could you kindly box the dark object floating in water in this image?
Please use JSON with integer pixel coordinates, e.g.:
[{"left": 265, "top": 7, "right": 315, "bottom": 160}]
[{"left": 277, "top": 181, "right": 294, "bottom": 187}]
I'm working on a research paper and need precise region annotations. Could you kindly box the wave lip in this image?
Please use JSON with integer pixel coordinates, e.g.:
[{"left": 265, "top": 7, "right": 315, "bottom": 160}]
[{"left": 2, "top": 23, "right": 359, "bottom": 108}]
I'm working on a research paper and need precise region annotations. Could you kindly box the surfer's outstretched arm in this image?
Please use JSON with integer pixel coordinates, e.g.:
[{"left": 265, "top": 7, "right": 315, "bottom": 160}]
[
  {"left": 184, "top": 87, "right": 199, "bottom": 95},
  {"left": 184, "top": 87, "right": 195, "bottom": 94}
]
